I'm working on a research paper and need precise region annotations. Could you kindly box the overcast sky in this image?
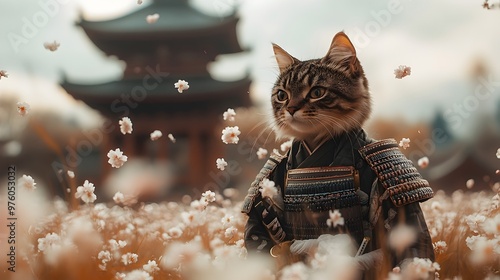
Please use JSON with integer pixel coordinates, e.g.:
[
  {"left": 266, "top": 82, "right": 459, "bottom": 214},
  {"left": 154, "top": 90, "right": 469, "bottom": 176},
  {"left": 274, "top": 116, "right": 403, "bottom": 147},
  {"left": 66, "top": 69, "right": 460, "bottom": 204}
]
[{"left": 1, "top": 0, "right": 499, "bottom": 129}]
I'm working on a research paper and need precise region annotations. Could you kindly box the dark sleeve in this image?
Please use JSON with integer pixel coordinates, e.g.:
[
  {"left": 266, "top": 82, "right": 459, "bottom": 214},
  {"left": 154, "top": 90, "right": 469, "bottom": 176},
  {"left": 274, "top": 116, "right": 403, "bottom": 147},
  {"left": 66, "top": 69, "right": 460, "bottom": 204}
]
[
  {"left": 244, "top": 206, "right": 275, "bottom": 255},
  {"left": 401, "top": 202, "right": 435, "bottom": 261},
  {"left": 385, "top": 201, "right": 435, "bottom": 266}
]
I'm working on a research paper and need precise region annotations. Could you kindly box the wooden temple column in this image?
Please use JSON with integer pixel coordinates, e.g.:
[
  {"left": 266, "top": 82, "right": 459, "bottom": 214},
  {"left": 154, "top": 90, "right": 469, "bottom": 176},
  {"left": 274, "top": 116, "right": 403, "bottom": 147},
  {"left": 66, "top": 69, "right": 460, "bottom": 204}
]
[{"left": 189, "top": 131, "right": 204, "bottom": 189}]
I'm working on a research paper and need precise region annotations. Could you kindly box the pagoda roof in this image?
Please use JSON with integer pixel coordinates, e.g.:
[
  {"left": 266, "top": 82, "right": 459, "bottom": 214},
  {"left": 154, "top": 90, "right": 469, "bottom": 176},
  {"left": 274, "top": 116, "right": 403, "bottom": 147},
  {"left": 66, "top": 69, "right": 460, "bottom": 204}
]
[
  {"left": 61, "top": 74, "right": 251, "bottom": 113},
  {"left": 78, "top": 0, "right": 239, "bottom": 37}
]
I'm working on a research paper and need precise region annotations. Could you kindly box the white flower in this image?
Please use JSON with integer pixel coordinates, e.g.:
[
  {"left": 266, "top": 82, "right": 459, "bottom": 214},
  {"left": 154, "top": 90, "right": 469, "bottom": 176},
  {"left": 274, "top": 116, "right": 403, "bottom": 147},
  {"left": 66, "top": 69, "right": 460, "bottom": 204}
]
[
  {"left": 121, "top": 252, "right": 139, "bottom": 265},
  {"left": 466, "top": 179, "right": 475, "bottom": 189},
  {"left": 150, "top": 130, "right": 162, "bottom": 141},
  {"left": 109, "top": 239, "right": 127, "bottom": 251},
  {"left": 469, "top": 238, "right": 500, "bottom": 264},
  {"left": 43, "top": 40, "right": 60, "bottom": 51},
  {"left": 280, "top": 262, "right": 308, "bottom": 280},
  {"left": 18, "top": 174, "right": 36, "bottom": 191},
  {"left": 75, "top": 180, "right": 97, "bottom": 203},
  {"left": 17, "top": 101, "right": 30, "bottom": 117},
  {"left": 257, "top": 147, "right": 268, "bottom": 160},
  {"left": 0, "top": 70, "right": 8, "bottom": 79},
  {"left": 221, "top": 214, "right": 234, "bottom": 226},
  {"left": 401, "top": 258, "right": 439, "bottom": 279},
  {"left": 326, "top": 209, "right": 344, "bottom": 228},
  {"left": 113, "top": 192, "right": 138, "bottom": 206},
  {"left": 482, "top": 214, "right": 500, "bottom": 235},
  {"left": 394, "top": 65, "right": 411, "bottom": 79},
  {"left": 146, "top": 13, "right": 159, "bottom": 24},
  {"left": 216, "top": 158, "right": 228, "bottom": 171},
  {"left": 465, "top": 235, "right": 484, "bottom": 250},
  {"left": 496, "top": 148, "right": 500, "bottom": 159},
  {"left": 280, "top": 139, "right": 293, "bottom": 152},
  {"left": 123, "top": 270, "right": 152, "bottom": 280},
  {"left": 259, "top": 178, "right": 278, "bottom": 199},
  {"left": 143, "top": 260, "right": 160, "bottom": 274},
  {"left": 417, "top": 157, "right": 429, "bottom": 169},
  {"left": 389, "top": 224, "right": 417, "bottom": 255},
  {"left": 107, "top": 148, "right": 128, "bottom": 168},
  {"left": 113, "top": 192, "right": 125, "bottom": 204},
  {"left": 225, "top": 226, "right": 238, "bottom": 238},
  {"left": 119, "top": 117, "right": 133, "bottom": 135},
  {"left": 168, "top": 133, "right": 176, "bottom": 143},
  {"left": 221, "top": 126, "right": 241, "bottom": 144},
  {"left": 67, "top": 170, "right": 75, "bottom": 178},
  {"left": 399, "top": 138, "right": 410, "bottom": 149},
  {"left": 174, "top": 79, "right": 189, "bottom": 93},
  {"left": 168, "top": 227, "right": 183, "bottom": 238},
  {"left": 37, "top": 233, "right": 60, "bottom": 252},
  {"left": 98, "top": 250, "right": 112, "bottom": 264},
  {"left": 202, "top": 190, "right": 216, "bottom": 202},
  {"left": 433, "top": 241, "right": 447, "bottom": 254},
  {"left": 223, "top": 108, "right": 236, "bottom": 121}
]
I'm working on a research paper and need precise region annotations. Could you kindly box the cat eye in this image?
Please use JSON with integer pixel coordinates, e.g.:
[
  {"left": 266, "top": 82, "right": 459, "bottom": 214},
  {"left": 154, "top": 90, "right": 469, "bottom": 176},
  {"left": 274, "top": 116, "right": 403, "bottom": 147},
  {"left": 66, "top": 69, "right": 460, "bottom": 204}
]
[
  {"left": 276, "top": 90, "right": 288, "bottom": 102},
  {"left": 309, "top": 87, "right": 326, "bottom": 99}
]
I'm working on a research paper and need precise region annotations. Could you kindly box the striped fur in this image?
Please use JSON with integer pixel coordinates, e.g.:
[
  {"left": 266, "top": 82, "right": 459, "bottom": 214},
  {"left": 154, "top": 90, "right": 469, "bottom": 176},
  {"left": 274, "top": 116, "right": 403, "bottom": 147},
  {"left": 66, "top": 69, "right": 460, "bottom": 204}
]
[{"left": 270, "top": 32, "right": 371, "bottom": 149}]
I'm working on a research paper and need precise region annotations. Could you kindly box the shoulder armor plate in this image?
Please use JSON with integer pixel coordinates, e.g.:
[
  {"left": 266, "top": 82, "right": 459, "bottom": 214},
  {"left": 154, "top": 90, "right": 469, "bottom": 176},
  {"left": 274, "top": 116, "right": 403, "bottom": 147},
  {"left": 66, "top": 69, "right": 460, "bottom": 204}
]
[
  {"left": 358, "top": 139, "right": 434, "bottom": 207},
  {"left": 241, "top": 152, "right": 287, "bottom": 214}
]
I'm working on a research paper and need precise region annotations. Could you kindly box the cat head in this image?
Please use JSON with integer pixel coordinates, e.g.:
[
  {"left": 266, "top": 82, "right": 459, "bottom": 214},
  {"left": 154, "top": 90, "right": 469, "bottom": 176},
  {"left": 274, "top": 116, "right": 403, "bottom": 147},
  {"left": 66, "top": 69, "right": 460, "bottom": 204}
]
[{"left": 270, "top": 31, "right": 371, "bottom": 146}]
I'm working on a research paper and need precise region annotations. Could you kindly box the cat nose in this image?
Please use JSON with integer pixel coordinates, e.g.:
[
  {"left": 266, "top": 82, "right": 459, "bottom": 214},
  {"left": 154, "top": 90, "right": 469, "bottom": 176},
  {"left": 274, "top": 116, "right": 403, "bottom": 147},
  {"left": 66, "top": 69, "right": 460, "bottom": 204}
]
[{"left": 287, "top": 107, "right": 299, "bottom": 116}]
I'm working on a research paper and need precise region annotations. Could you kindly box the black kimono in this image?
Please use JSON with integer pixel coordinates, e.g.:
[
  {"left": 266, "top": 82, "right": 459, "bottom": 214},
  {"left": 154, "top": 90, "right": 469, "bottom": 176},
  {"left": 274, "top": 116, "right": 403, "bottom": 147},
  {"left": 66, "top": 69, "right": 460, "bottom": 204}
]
[{"left": 242, "top": 129, "right": 435, "bottom": 274}]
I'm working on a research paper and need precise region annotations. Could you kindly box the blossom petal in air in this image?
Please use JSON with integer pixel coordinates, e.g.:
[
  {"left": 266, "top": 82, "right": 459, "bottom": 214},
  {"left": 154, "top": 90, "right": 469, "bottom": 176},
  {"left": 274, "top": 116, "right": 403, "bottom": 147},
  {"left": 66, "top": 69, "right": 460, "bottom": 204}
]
[
  {"left": 119, "top": 117, "right": 133, "bottom": 135},
  {"left": 107, "top": 148, "right": 128, "bottom": 168},
  {"left": 216, "top": 158, "right": 228, "bottom": 171},
  {"left": 174, "top": 79, "right": 189, "bottom": 93}
]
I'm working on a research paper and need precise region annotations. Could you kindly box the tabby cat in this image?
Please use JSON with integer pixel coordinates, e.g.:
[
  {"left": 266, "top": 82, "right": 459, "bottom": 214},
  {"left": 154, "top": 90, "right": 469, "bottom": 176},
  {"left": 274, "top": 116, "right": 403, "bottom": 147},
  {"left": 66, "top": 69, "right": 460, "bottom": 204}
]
[
  {"left": 271, "top": 32, "right": 371, "bottom": 149},
  {"left": 243, "top": 31, "right": 435, "bottom": 277}
]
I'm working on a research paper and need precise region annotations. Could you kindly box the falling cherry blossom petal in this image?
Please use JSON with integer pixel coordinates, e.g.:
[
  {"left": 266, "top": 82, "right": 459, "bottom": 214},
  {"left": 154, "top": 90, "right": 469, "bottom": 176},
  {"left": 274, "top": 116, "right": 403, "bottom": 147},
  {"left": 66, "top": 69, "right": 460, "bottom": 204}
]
[
  {"left": 146, "top": 13, "right": 159, "bottom": 24},
  {"left": 107, "top": 148, "right": 128, "bottom": 168},
  {"left": 399, "top": 138, "right": 410, "bottom": 149},
  {"left": 150, "top": 130, "right": 162, "bottom": 141},
  {"left": 168, "top": 133, "right": 176, "bottom": 143},
  {"left": 223, "top": 108, "right": 236, "bottom": 121},
  {"left": 75, "top": 180, "right": 97, "bottom": 203},
  {"left": 43, "top": 41, "right": 60, "bottom": 52},
  {"left": 174, "top": 79, "right": 189, "bottom": 93},
  {"left": 0, "top": 70, "right": 8, "bottom": 79},
  {"left": 216, "top": 158, "right": 228, "bottom": 171},
  {"left": 221, "top": 126, "right": 240, "bottom": 144},
  {"left": 326, "top": 209, "right": 344, "bottom": 228},
  {"left": 418, "top": 157, "right": 429, "bottom": 169},
  {"left": 394, "top": 65, "right": 411, "bottom": 79},
  {"left": 119, "top": 117, "right": 133, "bottom": 135},
  {"left": 256, "top": 148, "right": 268, "bottom": 160},
  {"left": 259, "top": 178, "right": 277, "bottom": 199},
  {"left": 17, "top": 102, "right": 30, "bottom": 117},
  {"left": 18, "top": 174, "right": 36, "bottom": 191}
]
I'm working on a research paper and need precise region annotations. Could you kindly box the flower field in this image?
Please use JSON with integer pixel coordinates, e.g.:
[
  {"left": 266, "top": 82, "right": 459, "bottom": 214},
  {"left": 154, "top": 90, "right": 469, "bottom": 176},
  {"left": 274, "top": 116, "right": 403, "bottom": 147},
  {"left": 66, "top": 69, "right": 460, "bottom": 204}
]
[{"left": 1, "top": 185, "right": 499, "bottom": 280}]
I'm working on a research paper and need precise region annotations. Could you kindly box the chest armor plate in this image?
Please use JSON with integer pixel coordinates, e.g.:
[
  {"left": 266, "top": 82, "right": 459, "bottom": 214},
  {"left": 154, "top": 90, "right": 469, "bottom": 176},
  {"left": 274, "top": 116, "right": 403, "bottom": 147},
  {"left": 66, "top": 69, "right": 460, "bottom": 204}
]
[{"left": 283, "top": 166, "right": 364, "bottom": 244}]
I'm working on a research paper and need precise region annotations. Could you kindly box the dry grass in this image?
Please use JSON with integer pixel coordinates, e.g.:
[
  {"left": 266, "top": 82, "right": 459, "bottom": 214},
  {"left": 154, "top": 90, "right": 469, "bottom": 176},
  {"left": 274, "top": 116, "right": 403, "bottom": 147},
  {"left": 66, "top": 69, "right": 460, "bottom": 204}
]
[{"left": 1, "top": 187, "right": 499, "bottom": 280}]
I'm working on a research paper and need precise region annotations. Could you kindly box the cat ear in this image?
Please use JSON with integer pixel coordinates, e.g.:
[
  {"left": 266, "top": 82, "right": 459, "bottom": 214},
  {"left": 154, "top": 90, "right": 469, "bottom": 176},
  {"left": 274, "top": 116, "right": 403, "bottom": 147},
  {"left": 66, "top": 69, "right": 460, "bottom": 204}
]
[
  {"left": 272, "top": 43, "right": 298, "bottom": 73},
  {"left": 323, "top": 32, "right": 360, "bottom": 73}
]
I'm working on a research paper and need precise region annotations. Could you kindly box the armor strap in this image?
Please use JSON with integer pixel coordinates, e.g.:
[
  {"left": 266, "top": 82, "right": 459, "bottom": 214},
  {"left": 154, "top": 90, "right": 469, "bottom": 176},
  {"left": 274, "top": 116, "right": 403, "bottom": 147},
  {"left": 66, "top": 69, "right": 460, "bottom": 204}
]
[
  {"left": 358, "top": 139, "right": 434, "bottom": 207},
  {"left": 241, "top": 152, "right": 287, "bottom": 214}
]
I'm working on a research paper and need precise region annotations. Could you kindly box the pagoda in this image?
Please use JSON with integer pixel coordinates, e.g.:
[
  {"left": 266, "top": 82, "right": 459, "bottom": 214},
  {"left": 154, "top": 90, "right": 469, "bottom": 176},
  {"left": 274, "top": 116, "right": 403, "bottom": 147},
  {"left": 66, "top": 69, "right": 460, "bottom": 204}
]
[{"left": 62, "top": 0, "right": 251, "bottom": 194}]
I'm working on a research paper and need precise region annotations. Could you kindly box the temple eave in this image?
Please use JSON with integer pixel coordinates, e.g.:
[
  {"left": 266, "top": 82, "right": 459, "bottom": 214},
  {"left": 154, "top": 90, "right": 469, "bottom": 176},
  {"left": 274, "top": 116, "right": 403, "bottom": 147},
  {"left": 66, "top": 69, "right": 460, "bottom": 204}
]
[
  {"left": 78, "top": 16, "right": 239, "bottom": 39},
  {"left": 62, "top": 77, "right": 251, "bottom": 113}
]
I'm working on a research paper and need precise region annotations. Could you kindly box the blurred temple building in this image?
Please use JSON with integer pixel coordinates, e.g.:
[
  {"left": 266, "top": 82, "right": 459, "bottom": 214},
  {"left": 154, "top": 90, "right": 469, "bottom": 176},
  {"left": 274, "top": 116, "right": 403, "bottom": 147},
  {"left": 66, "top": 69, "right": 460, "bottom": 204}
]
[{"left": 62, "top": 0, "right": 251, "bottom": 195}]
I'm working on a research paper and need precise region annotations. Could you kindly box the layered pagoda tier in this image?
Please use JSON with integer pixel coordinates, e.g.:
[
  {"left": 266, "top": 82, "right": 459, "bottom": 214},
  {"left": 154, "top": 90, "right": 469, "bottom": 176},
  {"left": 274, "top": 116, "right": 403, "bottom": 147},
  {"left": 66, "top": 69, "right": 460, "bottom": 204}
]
[
  {"left": 62, "top": 75, "right": 251, "bottom": 114},
  {"left": 78, "top": 0, "right": 243, "bottom": 77},
  {"left": 63, "top": 0, "right": 251, "bottom": 195}
]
